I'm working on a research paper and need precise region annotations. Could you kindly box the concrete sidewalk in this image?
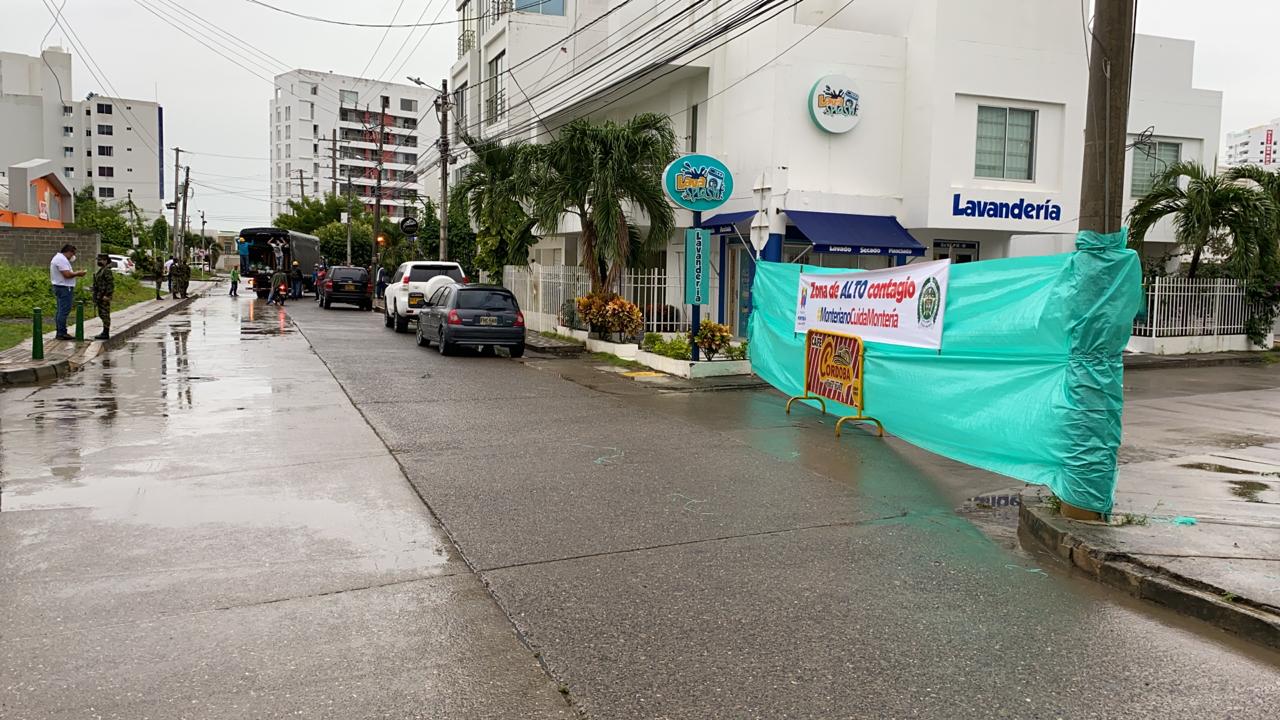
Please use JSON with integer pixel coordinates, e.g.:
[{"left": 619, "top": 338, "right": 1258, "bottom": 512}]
[
  {"left": 0, "top": 280, "right": 215, "bottom": 386},
  {"left": 1021, "top": 365, "right": 1280, "bottom": 649},
  {"left": 1124, "top": 348, "right": 1280, "bottom": 370}
]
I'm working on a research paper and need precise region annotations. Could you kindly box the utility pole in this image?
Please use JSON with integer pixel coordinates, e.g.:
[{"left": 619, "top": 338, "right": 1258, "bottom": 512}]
[
  {"left": 436, "top": 78, "right": 451, "bottom": 262},
  {"left": 345, "top": 166, "right": 354, "bottom": 265},
  {"left": 200, "top": 210, "right": 207, "bottom": 266},
  {"left": 330, "top": 128, "right": 339, "bottom": 196},
  {"left": 170, "top": 147, "right": 182, "bottom": 264},
  {"left": 178, "top": 165, "right": 190, "bottom": 262},
  {"left": 372, "top": 100, "right": 386, "bottom": 273},
  {"left": 1079, "top": 0, "right": 1138, "bottom": 235}
]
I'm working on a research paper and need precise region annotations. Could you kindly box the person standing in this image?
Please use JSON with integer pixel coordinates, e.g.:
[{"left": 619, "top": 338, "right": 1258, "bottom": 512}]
[
  {"left": 91, "top": 253, "right": 115, "bottom": 341},
  {"left": 175, "top": 260, "right": 191, "bottom": 299},
  {"left": 164, "top": 256, "right": 176, "bottom": 294},
  {"left": 49, "top": 244, "right": 86, "bottom": 341},
  {"left": 289, "top": 261, "right": 304, "bottom": 299},
  {"left": 229, "top": 266, "right": 240, "bottom": 297}
]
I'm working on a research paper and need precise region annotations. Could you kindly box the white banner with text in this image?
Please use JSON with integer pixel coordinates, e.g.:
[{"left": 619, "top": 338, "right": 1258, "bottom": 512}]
[{"left": 794, "top": 260, "right": 950, "bottom": 349}]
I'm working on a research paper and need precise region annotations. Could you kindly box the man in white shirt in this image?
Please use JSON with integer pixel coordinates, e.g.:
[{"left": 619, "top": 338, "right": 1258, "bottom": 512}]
[
  {"left": 49, "top": 244, "right": 87, "bottom": 340},
  {"left": 163, "top": 256, "right": 176, "bottom": 294}
]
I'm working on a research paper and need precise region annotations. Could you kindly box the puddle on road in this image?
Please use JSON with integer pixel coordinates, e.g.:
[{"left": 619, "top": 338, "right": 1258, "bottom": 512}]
[
  {"left": 1179, "top": 462, "right": 1260, "bottom": 475},
  {"left": 1227, "top": 480, "right": 1272, "bottom": 503}
]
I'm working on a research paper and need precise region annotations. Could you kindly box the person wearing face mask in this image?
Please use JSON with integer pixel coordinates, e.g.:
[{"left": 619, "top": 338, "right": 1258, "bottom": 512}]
[
  {"left": 49, "top": 243, "right": 87, "bottom": 341},
  {"left": 91, "top": 253, "right": 115, "bottom": 341}
]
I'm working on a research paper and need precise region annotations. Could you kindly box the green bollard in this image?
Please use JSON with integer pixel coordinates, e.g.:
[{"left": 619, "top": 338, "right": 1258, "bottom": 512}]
[
  {"left": 32, "top": 308, "right": 43, "bottom": 360},
  {"left": 75, "top": 300, "right": 84, "bottom": 342}
]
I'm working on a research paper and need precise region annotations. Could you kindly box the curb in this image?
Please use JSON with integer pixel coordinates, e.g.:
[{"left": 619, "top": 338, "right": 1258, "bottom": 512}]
[
  {"left": 1018, "top": 497, "right": 1280, "bottom": 650},
  {"left": 1123, "top": 352, "right": 1278, "bottom": 371},
  {"left": 0, "top": 291, "right": 204, "bottom": 388}
]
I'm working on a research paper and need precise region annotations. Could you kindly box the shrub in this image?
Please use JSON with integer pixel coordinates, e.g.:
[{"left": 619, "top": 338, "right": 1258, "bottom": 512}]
[
  {"left": 725, "top": 340, "right": 749, "bottom": 361},
  {"left": 641, "top": 332, "right": 662, "bottom": 351},
  {"left": 650, "top": 335, "right": 691, "bottom": 360},
  {"left": 575, "top": 292, "right": 614, "bottom": 329},
  {"left": 603, "top": 297, "right": 643, "bottom": 339},
  {"left": 694, "top": 321, "right": 733, "bottom": 360},
  {"left": 559, "top": 298, "right": 586, "bottom": 330},
  {"left": 643, "top": 304, "right": 682, "bottom": 332}
]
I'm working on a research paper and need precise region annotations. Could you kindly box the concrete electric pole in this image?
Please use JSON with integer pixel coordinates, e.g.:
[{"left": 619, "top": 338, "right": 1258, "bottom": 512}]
[
  {"left": 373, "top": 101, "right": 386, "bottom": 273},
  {"left": 297, "top": 169, "right": 307, "bottom": 201},
  {"left": 1079, "top": 0, "right": 1138, "bottom": 235},
  {"left": 436, "top": 78, "right": 450, "bottom": 262},
  {"left": 170, "top": 147, "right": 182, "bottom": 262},
  {"left": 178, "top": 165, "right": 190, "bottom": 261},
  {"left": 331, "top": 128, "right": 339, "bottom": 197}
]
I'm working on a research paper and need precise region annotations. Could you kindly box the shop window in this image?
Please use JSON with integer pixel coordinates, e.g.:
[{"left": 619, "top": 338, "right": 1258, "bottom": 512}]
[{"left": 975, "top": 106, "right": 1035, "bottom": 181}]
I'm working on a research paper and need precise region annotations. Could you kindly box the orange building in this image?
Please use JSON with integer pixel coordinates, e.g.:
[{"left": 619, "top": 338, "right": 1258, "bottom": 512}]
[{"left": 0, "top": 159, "right": 74, "bottom": 229}]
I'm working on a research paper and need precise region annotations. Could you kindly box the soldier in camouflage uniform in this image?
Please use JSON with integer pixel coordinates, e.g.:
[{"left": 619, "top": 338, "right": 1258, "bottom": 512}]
[
  {"left": 92, "top": 253, "right": 115, "bottom": 341},
  {"left": 172, "top": 259, "right": 191, "bottom": 299}
]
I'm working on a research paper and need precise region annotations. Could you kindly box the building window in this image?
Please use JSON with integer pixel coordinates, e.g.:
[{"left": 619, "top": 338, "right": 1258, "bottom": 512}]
[
  {"left": 401, "top": 98, "right": 417, "bottom": 113},
  {"left": 99, "top": 187, "right": 115, "bottom": 199},
  {"left": 98, "top": 124, "right": 113, "bottom": 135},
  {"left": 310, "top": 84, "right": 318, "bottom": 96},
  {"left": 975, "top": 106, "right": 1035, "bottom": 181},
  {"left": 98, "top": 145, "right": 114, "bottom": 156},
  {"left": 516, "top": 0, "right": 565, "bottom": 15},
  {"left": 98, "top": 166, "right": 114, "bottom": 177},
  {"left": 340, "top": 89, "right": 358, "bottom": 106},
  {"left": 486, "top": 52, "right": 506, "bottom": 124},
  {"left": 381, "top": 95, "right": 390, "bottom": 109},
  {"left": 63, "top": 146, "right": 74, "bottom": 157},
  {"left": 63, "top": 167, "right": 74, "bottom": 178},
  {"left": 286, "top": 125, "right": 291, "bottom": 139},
  {"left": 97, "top": 102, "right": 113, "bottom": 114},
  {"left": 63, "top": 126, "right": 74, "bottom": 137},
  {"left": 313, "top": 181, "right": 319, "bottom": 194},
  {"left": 276, "top": 107, "right": 281, "bottom": 122},
  {"left": 313, "top": 124, "right": 319, "bottom": 137},
  {"left": 63, "top": 104, "right": 73, "bottom": 116},
  {"left": 286, "top": 145, "right": 291, "bottom": 158},
  {"left": 285, "top": 105, "right": 292, "bottom": 121},
  {"left": 454, "top": 83, "right": 468, "bottom": 136},
  {"left": 1131, "top": 140, "right": 1182, "bottom": 197}
]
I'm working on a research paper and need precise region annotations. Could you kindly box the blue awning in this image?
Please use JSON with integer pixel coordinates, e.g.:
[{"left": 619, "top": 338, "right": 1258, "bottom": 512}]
[
  {"left": 783, "top": 209, "right": 925, "bottom": 257},
  {"left": 698, "top": 210, "right": 757, "bottom": 234}
]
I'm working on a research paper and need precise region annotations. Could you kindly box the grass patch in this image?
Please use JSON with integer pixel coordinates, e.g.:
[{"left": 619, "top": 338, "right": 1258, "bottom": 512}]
[
  {"left": 1114, "top": 512, "right": 1149, "bottom": 526},
  {"left": 0, "top": 320, "right": 29, "bottom": 352},
  {"left": 590, "top": 352, "right": 646, "bottom": 371},
  {"left": 539, "top": 330, "right": 585, "bottom": 345},
  {"left": 1043, "top": 494, "right": 1062, "bottom": 514}
]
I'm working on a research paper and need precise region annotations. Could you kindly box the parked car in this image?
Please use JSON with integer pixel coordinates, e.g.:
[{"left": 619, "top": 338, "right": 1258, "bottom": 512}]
[
  {"left": 108, "top": 254, "right": 135, "bottom": 275},
  {"left": 415, "top": 283, "right": 525, "bottom": 357},
  {"left": 383, "top": 260, "right": 466, "bottom": 333},
  {"left": 318, "top": 266, "right": 372, "bottom": 310}
]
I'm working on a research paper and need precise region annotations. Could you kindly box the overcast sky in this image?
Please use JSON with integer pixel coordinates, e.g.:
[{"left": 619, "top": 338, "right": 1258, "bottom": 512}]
[{"left": 8, "top": 1, "right": 1279, "bottom": 229}]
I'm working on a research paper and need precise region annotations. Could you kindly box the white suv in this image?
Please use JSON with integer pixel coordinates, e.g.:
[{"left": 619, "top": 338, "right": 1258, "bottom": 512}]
[{"left": 383, "top": 261, "right": 466, "bottom": 332}]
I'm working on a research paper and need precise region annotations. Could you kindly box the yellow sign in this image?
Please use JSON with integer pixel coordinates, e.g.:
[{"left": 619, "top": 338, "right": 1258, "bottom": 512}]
[{"left": 786, "top": 329, "right": 883, "bottom": 438}]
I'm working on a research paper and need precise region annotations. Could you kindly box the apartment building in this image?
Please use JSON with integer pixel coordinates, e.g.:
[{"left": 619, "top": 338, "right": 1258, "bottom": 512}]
[
  {"left": 435, "top": 0, "right": 1222, "bottom": 335},
  {"left": 0, "top": 47, "right": 165, "bottom": 219},
  {"left": 1225, "top": 118, "right": 1280, "bottom": 169},
  {"left": 269, "top": 70, "right": 436, "bottom": 222}
]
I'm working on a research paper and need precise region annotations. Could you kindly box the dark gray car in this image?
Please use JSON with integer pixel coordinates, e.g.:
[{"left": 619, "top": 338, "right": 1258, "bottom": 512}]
[{"left": 415, "top": 284, "right": 526, "bottom": 357}]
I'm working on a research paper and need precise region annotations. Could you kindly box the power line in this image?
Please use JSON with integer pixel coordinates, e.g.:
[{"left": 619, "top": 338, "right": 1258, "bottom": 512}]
[{"left": 244, "top": 0, "right": 551, "bottom": 28}]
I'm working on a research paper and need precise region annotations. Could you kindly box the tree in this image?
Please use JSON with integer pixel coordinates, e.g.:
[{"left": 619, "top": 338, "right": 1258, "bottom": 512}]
[
  {"left": 528, "top": 113, "right": 676, "bottom": 292},
  {"left": 68, "top": 184, "right": 132, "bottom": 252},
  {"left": 1127, "top": 161, "right": 1273, "bottom": 278},
  {"left": 455, "top": 134, "right": 539, "bottom": 282},
  {"left": 1226, "top": 165, "right": 1280, "bottom": 254}
]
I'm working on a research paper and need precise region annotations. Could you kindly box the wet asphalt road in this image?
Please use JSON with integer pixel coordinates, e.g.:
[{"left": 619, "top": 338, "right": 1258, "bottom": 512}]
[{"left": 3, "top": 295, "right": 1279, "bottom": 718}]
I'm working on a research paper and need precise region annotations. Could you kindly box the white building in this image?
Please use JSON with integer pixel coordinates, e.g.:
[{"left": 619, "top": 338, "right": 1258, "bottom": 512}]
[
  {"left": 269, "top": 70, "right": 437, "bottom": 222},
  {"left": 436, "top": 0, "right": 1222, "bottom": 335},
  {"left": 0, "top": 47, "right": 166, "bottom": 220},
  {"left": 1225, "top": 118, "right": 1280, "bottom": 169}
]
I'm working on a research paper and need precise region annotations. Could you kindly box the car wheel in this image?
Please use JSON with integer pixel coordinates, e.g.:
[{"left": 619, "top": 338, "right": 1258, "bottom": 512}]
[
  {"left": 416, "top": 321, "right": 430, "bottom": 347},
  {"left": 394, "top": 310, "right": 410, "bottom": 334},
  {"left": 384, "top": 307, "right": 394, "bottom": 328},
  {"left": 438, "top": 329, "right": 455, "bottom": 356},
  {"left": 510, "top": 343, "right": 525, "bottom": 358}
]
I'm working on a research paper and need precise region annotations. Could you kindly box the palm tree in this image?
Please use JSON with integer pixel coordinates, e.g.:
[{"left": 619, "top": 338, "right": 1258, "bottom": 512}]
[
  {"left": 528, "top": 113, "right": 677, "bottom": 292},
  {"left": 1226, "top": 165, "right": 1280, "bottom": 265},
  {"left": 1127, "top": 160, "right": 1273, "bottom": 278},
  {"left": 454, "top": 134, "right": 539, "bottom": 279}
]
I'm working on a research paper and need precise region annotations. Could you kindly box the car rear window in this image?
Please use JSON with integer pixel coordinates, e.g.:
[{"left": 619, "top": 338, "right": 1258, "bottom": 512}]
[
  {"left": 455, "top": 289, "right": 518, "bottom": 311},
  {"left": 409, "top": 265, "right": 464, "bottom": 282},
  {"left": 331, "top": 268, "right": 367, "bottom": 281}
]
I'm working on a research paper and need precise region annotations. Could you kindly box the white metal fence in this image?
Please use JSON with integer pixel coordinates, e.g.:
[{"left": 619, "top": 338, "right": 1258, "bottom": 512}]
[
  {"left": 502, "top": 264, "right": 691, "bottom": 335},
  {"left": 1132, "top": 277, "right": 1253, "bottom": 337}
]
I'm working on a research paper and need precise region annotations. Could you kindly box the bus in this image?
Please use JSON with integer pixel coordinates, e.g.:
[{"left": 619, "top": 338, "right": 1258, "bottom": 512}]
[{"left": 236, "top": 227, "right": 322, "bottom": 298}]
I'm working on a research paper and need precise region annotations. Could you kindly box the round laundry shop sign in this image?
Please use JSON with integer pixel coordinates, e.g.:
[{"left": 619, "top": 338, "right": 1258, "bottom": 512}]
[
  {"left": 663, "top": 154, "right": 733, "bottom": 212},
  {"left": 808, "top": 74, "right": 862, "bottom": 134}
]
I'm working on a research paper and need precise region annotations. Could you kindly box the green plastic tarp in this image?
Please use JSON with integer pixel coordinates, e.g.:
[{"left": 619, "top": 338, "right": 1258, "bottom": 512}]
[{"left": 748, "top": 230, "right": 1144, "bottom": 513}]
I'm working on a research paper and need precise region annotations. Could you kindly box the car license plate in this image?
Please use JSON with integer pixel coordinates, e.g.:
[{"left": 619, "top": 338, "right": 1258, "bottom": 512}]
[
  {"left": 408, "top": 296, "right": 424, "bottom": 308},
  {"left": 479, "top": 316, "right": 497, "bottom": 326},
  {"left": 342, "top": 283, "right": 356, "bottom": 290}
]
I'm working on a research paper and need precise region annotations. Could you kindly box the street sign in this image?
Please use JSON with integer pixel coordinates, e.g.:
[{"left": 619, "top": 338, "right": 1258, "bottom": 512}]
[
  {"left": 664, "top": 154, "right": 732, "bottom": 212},
  {"left": 684, "top": 228, "right": 709, "bottom": 306},
  {"left": 399, "top": 216, "right": 420, "bottom": 235}
]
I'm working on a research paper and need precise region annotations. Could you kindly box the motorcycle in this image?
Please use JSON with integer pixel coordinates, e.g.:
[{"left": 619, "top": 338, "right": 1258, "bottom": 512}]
[{"left": 274, "top": 282, "right": 288, "bottom": 306}]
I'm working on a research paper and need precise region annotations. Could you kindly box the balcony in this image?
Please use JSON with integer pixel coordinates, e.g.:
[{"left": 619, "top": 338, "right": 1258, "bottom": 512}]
[{"left": 458, "top": 29, "right": 475, "bottom": 59}]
